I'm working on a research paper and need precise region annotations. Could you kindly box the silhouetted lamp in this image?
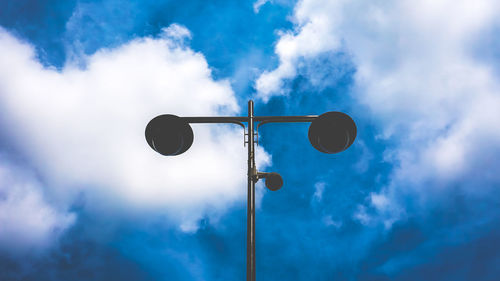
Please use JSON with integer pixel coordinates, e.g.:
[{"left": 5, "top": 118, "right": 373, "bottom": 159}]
[
  {"left": 308, "top": 111, "right": 357, "bottom": 154},
  {"left": 258, "top": 172, "right": 283, "bottom": 191},
  {"left": 145, "top": 114, "right": 193, "bottom": 156}
]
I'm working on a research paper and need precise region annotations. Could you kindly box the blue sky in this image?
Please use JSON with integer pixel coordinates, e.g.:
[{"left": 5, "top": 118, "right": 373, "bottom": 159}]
[{"left": 1, "top": 0, "right": 500, "bottom": 280}]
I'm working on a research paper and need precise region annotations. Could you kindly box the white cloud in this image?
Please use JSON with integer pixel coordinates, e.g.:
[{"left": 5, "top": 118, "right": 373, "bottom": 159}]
[
  {"left": 253, "top": 0, "right": 272, "bottom": 13},
  {"left": 0, "top": 25, "right": 270, "bottom": 239},
  {"left": 257, "top": 0, "right": 500, "bottom": 226},
  {"left": 322, "top": 215, "right": 342, "bottom": 229},
  {"left": 161, "top": 24, "right": 192, "bottom": 44},
  {"left": 353, "top": 205, "right": 371, "bottom": 226},
  {"left": 255, "top": 0, "right": 343, "bottom": 100},
  {"left": 253, "top": 0, "right": 293, "bottom": 14},
  {"left": 0, "top": 159, "right": 75, "bottom": 253},
  {"left": 312, "top": 181, "right": 325, "bottom": 202}
]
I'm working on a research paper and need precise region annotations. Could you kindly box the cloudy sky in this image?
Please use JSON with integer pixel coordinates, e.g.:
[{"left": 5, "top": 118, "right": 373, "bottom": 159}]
[{"left": 1, "top": 0, "right": 500, "bottom": 280}]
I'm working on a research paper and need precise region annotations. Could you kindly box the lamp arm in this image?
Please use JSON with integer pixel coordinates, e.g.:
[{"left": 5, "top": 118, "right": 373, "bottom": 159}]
[
  {"left": 181, "top": 117, "right": 246, "bottom": 129},
  {"left": 181, "top": 115, "right": 319, "bottom": 130},
  {"left": 180, "top": 115, "right": 319, "bottom": 146},
  {"left": 255, "top": 115, "right": 318, "bottom": 131}
]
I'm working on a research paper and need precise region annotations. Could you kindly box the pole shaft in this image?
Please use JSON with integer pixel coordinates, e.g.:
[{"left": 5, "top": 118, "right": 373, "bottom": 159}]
[{"left": 247, "top": 100, "right": 256, "bottom": 281}]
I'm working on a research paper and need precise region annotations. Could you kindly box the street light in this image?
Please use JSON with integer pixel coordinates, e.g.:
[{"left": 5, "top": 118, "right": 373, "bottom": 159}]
[
  {"left": 145, "top": 100, "right": 356, "bottom": 281},
  {"left": 145, "top": 114, "right": 193, "bottom": 156}
]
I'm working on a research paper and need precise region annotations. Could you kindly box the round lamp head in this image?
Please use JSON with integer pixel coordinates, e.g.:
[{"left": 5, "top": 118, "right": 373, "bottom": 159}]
[
  {"left": 145, "top": 114, "right": 193, "bottom": 156},
  {"left": 308, "top": 111, "right": 356, "bottom": 154},
  {"left": 265, "top": 172, "right": 283, "bottom": 191}
]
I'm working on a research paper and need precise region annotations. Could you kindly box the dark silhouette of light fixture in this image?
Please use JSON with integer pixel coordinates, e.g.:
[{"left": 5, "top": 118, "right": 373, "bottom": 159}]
[
  {"left": 257, "top": 172, "right": 283, "bottom": 191},
  {"left": 145, "top": 100, "right": 356, "bottom": 281},
  {"left": 145, "top": 114, "right": 193, "bottom": 156},
  {"left": 308, "top": 111, "right": 356, "bottom": 153}
]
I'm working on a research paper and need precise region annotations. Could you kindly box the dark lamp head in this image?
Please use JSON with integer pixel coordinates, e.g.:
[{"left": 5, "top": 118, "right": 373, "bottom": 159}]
[
  {"left": 145, "top": 114, "right": 193, "bottom": 156},
  {"left": 265, "top": 172, "right": 283, "bottom": 191},
  {"left": 308, "top": 111, "right": 357, "bottom": 154}
]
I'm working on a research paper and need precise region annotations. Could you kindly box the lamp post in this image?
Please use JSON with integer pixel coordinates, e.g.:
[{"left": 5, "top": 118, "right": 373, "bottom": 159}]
[{"left": 145, "top": 100, "right": 356, "bottom": 281}]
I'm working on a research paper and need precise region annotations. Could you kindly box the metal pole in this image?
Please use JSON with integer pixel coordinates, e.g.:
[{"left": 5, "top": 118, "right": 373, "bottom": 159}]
[{"left": 247, "top": 100, "right": 256, "bottom": 281}]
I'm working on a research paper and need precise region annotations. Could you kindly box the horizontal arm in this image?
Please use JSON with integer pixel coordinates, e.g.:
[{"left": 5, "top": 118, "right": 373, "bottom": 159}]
[
  {"left": 180, "top": 115, "right": 319, "bottom": 131},
  {"left": 180, "top": 115, "right": 319, "bottom": 146},
  {"left": 255, "top": 115, "right": 318, "bottom": 131},
  {"left": 254, "top": 115, "right": 318, "bottom": 122},
  {"left": 181, "top": 117, "right": 247, "bottom": 129}
]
